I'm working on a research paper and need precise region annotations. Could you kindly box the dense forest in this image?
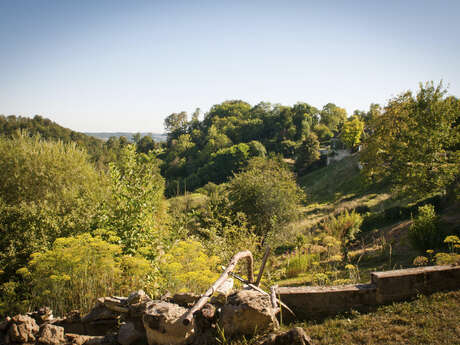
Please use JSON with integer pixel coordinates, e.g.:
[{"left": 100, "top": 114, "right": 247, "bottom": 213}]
[{"left": 0, "top": 82, "right": 459, "bottom": 317}]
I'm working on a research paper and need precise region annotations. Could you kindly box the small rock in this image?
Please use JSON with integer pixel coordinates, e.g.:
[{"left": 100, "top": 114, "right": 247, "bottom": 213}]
[
  {"left": 171, "top": 293, "right": 200, "bottom": 307},
  {"left": 28, "top": 307, "right": 54, "bottom": 325},
  {"left": 8, "top": 314, "right": 39, "bottom": 343},
  {"left": 220, "top": 290, "right": 279, "bottom": 336},
  {"left": 37, "top": 324, "right": 65, "bottom": 345},
  {"left": 103, "top": 297, "right": 129, "bottom": 313},
  {"left": 82, "top": 306, "right": 118, "bottom": 323},
  {"left": 143, "top": 301, "right": 195, "bottom": 345},
  {"left": 257, "top": 327, "right": 312, "bottom": 345},
  {"left": 66, "top": 333, "right": 91, "bottom": 345},
  {"left": 127, "top": 290, "right": 150, "bottom": 305}
]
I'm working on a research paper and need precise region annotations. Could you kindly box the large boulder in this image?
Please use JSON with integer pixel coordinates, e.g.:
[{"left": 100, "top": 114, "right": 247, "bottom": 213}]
[
  {"left": 81, "top": 306, "right": 118, "bottom": 336},
  {"left": 220, "top": 290, "right": 279, "bottom": 336},
  {"left": 7, "top": 314, "right": 39, "bottom": 343},
  {"left": 37, "top": 324, "right": 66, "bottom": 345},
  {"left": 257, "top": 327, "right": 312, "bottom": 345},
  {"left": 142, "top": 301, "right": 194, "bottom": 345}
]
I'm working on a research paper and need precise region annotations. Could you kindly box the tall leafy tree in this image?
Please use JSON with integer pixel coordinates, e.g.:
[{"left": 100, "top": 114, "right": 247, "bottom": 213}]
[
  {"left": 102, "top": 145, "right": 168, "bottom": 257},
  {"left": 320, "top": 103, "right": 347, "bottom": 133},
  {"left": 0, "top": 133, "right": 108, "bottom": 283},
  {"left": 295, "top": 132, "right": 321, "bottom": 175},
  {"left": 360, "top": 82, "right": 460, "bottom": 196},
  {"left": 340, "top": 116, "right": 365, "bottom": 149},
  {"left": 228, "top": 157, "right": 304, "bottom": 243}
]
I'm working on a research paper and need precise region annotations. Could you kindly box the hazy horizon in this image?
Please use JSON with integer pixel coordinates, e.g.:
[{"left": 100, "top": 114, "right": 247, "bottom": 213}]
[{"left": 1, "top": 0, "right": 459, "bottom": 132}]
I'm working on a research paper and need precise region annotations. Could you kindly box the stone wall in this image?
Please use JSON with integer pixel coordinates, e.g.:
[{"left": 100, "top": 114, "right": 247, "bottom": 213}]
[{"left": 278, "top": 265, "right": 460, "bottom": 321}]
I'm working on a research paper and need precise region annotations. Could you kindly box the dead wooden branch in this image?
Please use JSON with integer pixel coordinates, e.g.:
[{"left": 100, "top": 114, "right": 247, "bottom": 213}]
[
  {"left": 255, "top": 247, "right": 271, "bottom": 287},
  {"left": 182, "top": 250, "right": 254, "bottom": 325},
  {"left": 270, "top": 285, "right": 278, "bottom": 311}
]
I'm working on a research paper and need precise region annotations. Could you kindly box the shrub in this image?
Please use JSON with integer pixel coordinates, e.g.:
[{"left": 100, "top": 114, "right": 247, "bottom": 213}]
[
  {"left": 228, "top": 157, "right": 304, "bottom": 243},
  {"left": 322, "top": 210, "right": 362, "bottom": 261},
  {"left": 0, "top": 133, "right": 108, "bottom": 285},
  {"left": 160, "top": 240, "right": 220, "bottom": 294},
  {"left": 285, "top": 252, "right": 319, "bottom": 279},
  {"left": 20, "top": 233, "right": 155, "bottom": 315},
  {"left": 408, "top": 204, "right": 442, "bottom": 252},
  {"left": 101, "top": 145, "right": 169, "bottom": 258}
]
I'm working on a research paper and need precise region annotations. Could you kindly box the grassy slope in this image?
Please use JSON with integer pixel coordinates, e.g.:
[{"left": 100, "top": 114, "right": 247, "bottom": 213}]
[
  {"left": 301, "top": 290, "right": 460, "bottom": 345},
  {"left": 228, "top": 290, "right": 460, "bottom": 345}
]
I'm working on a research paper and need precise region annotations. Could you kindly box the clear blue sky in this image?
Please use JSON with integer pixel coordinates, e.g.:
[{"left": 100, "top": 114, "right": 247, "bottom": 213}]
[{"left": 1, "top": 0, "right": 459, "bottom": 132}]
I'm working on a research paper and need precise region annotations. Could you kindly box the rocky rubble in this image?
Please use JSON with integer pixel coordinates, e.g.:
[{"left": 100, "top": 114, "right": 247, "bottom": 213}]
[{"left": 0, "top": 289, "right": 310, "bottom": 345}]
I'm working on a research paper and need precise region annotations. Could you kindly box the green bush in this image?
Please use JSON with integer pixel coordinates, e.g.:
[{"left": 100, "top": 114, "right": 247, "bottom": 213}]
[
  {"left": 19, "top": 233, "right": 155, "bottom": 315},
  {"left": 285, "top": 252, "right": 319, "bottom": 278},
  {"left": 160, "top": 239, "right": 220, "bottom": 294},
  {"left": 408, "top": 204, "right": 443, "bottom": 252},
  {"left": 322, "top": 210, "right": 362, "bottom": 261},
  {"left": 0, "top": 133, "right": 108, "bottom": 283},
  {"left": 228, "top": 157, "right": 304, "bottom": 243}
]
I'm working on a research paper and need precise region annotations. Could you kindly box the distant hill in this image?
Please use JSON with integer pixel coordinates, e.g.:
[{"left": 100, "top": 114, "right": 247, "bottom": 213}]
[
  {"left": 85, "top": 132, "right": 166, "bottom": 142},
  {"left": 0, "top": 115, "right": 121, "bottom": 166}
]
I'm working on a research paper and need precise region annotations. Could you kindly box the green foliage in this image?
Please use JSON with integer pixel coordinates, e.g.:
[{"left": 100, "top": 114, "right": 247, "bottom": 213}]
[
  {"left": 160, "top": 99, "right": 344, "bottom": 195},
  {"left": 160, "top": 239, "right": 220, "bottom": 294},
  {"left": 360, "top": 82, "right": 460, "bottom": 196},
  {"left": 101, "top": 144, "right": 169, "bottom": 257},
  {"left": 285, "top": 251, "right": 319, "bottom": 279},
  {"left": 19, "top": 233, "right": 155, "bottom": 315},
  {"left": 228, "top": 157, "right": 304, "bottom": 242},
  {"left": 170, "top": 190, "right": 259, "bottom": 263},
  {"left": 313, "top": 123, "right": 334, "bottom": 141},
  {"left": 322, "top": 210, "right": 363, "bottom": 261},
  {"left": 320, "top": 103, "right": 347, "bottom": 133},
  {"left": 408, "top": 204, "right": 443, "bottom": 252},
  {"left": 0, "top": 115, "right": 117, "bottom": 166},
  {"left": 294, "top": 132, "right": 321, "bottom": 176},
  {"left": 0, "top": 133, "right": 108, "bottom": 282},
  {"left": 340, "top": 117, "right": 364, "bottom": 149}
]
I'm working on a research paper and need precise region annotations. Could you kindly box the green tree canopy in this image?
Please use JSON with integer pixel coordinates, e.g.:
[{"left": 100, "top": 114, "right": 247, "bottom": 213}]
[
  {"left": 0, "top": 133, "right": 108, "bottom": 281},
  {"left": 320, "top": 103, "right": 347, "bottom": 133},
  {"left": 340, "top": 116, "right": 365, "bottom": 149},
  {"left": 295, "top": 132, "right": 321, "bottom": 175},
  {"left": 101, "top": 145, "right": 168, "bottom": 257},
  {"left": 228, "top": 157, "right": 304, "bottom": 242},
  {"left": 360, "top": 82, "right": 460, "bottom": 196}
]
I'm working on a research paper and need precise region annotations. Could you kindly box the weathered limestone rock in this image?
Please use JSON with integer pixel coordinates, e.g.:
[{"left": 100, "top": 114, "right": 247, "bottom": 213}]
[
  {"left": 28, "top": 307, "right": 53, "bottom": 326},
  {"left": 220, "top": 290, "right": 279, "bottom": 336},
  {"left": 82, "top": 306, "right": 118, "bottom": 323},
  {"left": 54, "top": 311, "right": 86, "bottom": 335},
  {"left": 127, "top": 291, "right": 150, "bottom": 306},
  {"left": 37, "top": 324, "right": 65, "bottom": 345},
  {"left": 66, "top": 333, "right": 92, "bottom": 345},
  {"left": 81, "top": 306, "right": 118, "bottom": 336},
  {"left": 191, "top": 304, "right": 217, "bottom": 345},
  {"left": 117, "top": 322, "right": 144, "bottom": 345},
  {"left": 103, "top": 297, "right": 129, "bottom": 313},
  {"left": 66, "top": 334, "right": 116, "bottom": 345},
  {"left": 257, "top": 327, "right": 312, "bottom": 345},
  {"left": 7, "top": 314, "right": 39, "bottom": 343},
  {"left": 170, "top": 293, "right": 200, "bottom": 307},
  {"left": 142, "top": 301, "right": 194, "bottom": 345}
]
